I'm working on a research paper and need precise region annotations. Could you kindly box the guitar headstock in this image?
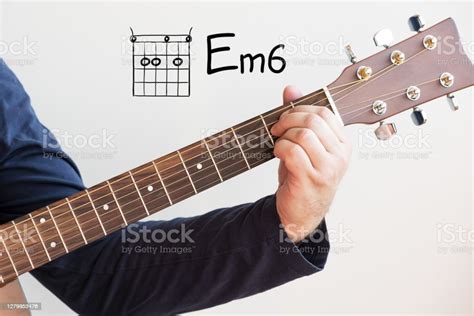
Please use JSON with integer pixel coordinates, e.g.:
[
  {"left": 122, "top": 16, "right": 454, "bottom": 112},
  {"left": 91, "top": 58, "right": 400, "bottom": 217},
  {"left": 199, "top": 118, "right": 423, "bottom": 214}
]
[{"left": 328, "top": 16, "right": 473, "bottom": 139}]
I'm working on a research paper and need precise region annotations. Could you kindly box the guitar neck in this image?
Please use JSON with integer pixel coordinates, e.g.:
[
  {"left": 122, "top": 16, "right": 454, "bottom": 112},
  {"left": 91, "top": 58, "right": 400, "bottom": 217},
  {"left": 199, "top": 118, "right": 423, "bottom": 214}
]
[{"left": 0, "top": 88, "right": 331, "bottom": 286}]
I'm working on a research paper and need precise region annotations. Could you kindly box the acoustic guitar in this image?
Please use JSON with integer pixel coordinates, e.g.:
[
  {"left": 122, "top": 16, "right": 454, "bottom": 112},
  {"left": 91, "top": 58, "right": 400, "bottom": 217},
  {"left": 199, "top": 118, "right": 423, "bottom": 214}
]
[{"left": 0, "top": 15, "right": 472, "bottom": 286}]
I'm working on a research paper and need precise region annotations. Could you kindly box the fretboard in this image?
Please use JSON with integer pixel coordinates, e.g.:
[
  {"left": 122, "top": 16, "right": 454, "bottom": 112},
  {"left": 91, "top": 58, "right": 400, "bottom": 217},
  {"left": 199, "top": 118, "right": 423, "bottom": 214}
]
[{"left": 0, "top": 89, "right": 330, "bottom": 286}]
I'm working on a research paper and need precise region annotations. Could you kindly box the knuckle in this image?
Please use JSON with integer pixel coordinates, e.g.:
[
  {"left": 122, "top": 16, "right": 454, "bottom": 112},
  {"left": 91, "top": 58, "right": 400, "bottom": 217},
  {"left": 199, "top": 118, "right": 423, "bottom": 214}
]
[
  {"left": 303, "top": 113, "right": 320, "bottom": 129},
  {"left": 295, "top": 128, "right": 313, "bottom": 143},
  {"left": 287, "top": 143, "right": 302, "bottom": 160}
]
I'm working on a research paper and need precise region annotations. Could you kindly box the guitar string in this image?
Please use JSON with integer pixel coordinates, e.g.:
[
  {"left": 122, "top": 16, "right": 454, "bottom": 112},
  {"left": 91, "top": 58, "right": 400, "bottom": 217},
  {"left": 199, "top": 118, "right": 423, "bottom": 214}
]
[
  {"left": 335, "top": 48, "right": 429, "bottom": 109},
  {"left": 341, "top": 77, "right": 440, "bottom": 121},
  {"left": 1, "top": 61, "right": 440, "bottom": 269},
  {"left": 0, "top": 81, "right": 354, "bottom": 231},
  {"left": 4, "top": 55, "right": 408, "bottom": 233},
  {"left": 0, "top": 117, "right": 290, "bottom": 264},
  {"left": 0, "top": 45, "right": 430, "bottom": 254},
  {"left": 8, "top": 69, "right": 441, "bottom": 266},
  {"left": 1, "top": 58, "right": 443, "bottom": 269},
  {"left": 0, "top": 129, "right": 294, "bottom": 269},
  {"left": 0, "top": 67, "right": 428, "bottom": 258}
]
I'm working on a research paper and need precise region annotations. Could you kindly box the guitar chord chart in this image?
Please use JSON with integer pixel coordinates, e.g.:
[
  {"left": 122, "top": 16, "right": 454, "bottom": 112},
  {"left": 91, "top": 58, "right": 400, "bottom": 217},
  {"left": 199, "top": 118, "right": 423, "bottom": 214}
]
[{"left": 130, "top": 28, "right": 192, "bottom": 97}]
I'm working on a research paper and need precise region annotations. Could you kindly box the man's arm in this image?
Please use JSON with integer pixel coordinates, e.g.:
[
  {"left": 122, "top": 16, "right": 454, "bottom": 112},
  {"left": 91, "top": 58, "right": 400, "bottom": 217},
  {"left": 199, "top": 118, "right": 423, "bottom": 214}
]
[{"left": 0, "top": 60, "right": 335, "bottom": 314}]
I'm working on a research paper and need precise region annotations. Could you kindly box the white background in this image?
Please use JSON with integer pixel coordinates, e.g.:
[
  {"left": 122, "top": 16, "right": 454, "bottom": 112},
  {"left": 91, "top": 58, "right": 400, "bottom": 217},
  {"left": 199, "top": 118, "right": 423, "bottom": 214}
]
[{"left": 0, "top": 1, "right": 472, "bottom": 315}]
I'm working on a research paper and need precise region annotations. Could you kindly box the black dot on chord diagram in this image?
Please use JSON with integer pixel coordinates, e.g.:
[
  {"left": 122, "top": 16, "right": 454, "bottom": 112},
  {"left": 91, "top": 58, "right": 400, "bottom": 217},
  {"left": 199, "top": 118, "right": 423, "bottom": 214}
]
[
  {"left": 151, "top": 58, "right": 161, "bottom": 67},
  {"left": 173, "top": 57, "right": 183, "bottom": 67},
  {"left": 186, "top": 35, "right": 192, "bottom": 42},
  {"left": 130, "top": 35, "right": 137, "bottom": 43},
  {"left": 164, "top": 36, "right": 170, "bottom": 42},
  {"left": 140, "top": 57, "right": 151, "bottom": 67}
]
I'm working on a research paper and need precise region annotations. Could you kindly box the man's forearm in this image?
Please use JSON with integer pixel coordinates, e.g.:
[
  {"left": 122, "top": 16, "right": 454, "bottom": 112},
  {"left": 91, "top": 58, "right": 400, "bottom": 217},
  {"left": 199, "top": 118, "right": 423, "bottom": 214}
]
[{"left": 30, "top": 195, "right": 329, "bottom": 314}]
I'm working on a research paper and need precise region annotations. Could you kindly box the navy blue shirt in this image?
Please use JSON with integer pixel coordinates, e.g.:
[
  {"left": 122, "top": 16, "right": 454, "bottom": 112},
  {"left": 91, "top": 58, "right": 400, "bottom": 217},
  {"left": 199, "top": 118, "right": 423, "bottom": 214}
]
[{"left": 0, "top": 59, "right": 329, "bottom": 315}]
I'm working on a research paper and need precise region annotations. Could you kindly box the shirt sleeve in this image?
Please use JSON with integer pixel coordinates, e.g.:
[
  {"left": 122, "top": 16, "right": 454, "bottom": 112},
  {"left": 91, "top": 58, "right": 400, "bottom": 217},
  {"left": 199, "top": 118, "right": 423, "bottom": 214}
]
[{"left": 0, "top": 59, "right": 330, "bottom": 315}]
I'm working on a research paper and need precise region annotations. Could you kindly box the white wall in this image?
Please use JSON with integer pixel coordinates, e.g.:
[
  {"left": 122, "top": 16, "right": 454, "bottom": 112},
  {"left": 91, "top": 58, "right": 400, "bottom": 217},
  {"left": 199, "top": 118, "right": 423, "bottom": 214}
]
[{"left": 1, "top": 1, "right": 472, "bottom": 315}]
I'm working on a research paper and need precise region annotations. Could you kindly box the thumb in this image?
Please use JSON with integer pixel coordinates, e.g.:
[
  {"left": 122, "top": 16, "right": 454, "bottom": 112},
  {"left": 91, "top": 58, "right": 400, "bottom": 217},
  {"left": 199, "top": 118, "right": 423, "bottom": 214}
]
[{"left": 283, "top": 85, "right": 303, "bottom": 104}]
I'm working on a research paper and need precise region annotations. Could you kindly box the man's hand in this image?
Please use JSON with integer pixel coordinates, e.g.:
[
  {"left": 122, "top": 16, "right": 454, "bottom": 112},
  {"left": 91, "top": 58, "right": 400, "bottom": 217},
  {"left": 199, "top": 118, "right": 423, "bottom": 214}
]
[{"left": 271, "top": 86, "right": 352, "bottom": 243}]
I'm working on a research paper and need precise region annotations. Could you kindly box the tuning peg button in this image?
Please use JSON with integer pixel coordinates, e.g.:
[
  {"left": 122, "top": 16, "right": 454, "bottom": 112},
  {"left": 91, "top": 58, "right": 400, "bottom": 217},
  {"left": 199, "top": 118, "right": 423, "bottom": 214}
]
[
  {"left": 374, "top": 122, "right": 397, "bottom": 140},
  {"left": 411, "top": 107, "right": 427, "bottom": 126},
  {"left": 373, "top": 29, "right": 394, "bottom": 48},
  {"left": 447, "top": 93, "right": 459, "bottom": 111},
  {"left": 408, "top": 15, "right": 426, "bottom": 33}
]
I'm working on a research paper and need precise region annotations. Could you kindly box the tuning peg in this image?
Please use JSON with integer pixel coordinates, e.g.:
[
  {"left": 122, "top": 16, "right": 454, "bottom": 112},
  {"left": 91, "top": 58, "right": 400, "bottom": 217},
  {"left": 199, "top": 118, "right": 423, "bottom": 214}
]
[
  {"left": 408, "top": 15, "right": 426, "bottom": 33},
  {"left": 374, "top": 122, "right": 397, "bottom": 140},
  {"left": 344, "top": 44, "right": 358, "bottom": 64},
  {"left": 373, "top": 29, "right": 394, "bottom": 48},
  {"left": 446, "top": 93, "right": 459, "bottom": 111},
  {"left": 411, "top": 107, "right": 427, "bottom": 126}
]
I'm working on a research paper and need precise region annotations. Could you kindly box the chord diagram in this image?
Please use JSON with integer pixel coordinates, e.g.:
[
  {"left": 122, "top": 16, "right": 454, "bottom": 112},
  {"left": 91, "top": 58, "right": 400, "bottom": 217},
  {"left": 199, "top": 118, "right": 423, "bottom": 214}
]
[{"left": 130, "top": 28, "right": 192, "bottom": 97}]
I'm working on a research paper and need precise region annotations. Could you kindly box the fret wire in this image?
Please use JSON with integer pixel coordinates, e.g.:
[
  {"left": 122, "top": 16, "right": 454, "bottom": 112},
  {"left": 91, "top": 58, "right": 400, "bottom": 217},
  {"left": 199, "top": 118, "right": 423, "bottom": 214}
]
[
  {"left": 0, "top": 97, "right": 319, "bottom": 258},
  {"left": 0, "top": 122, "right": 278, "bottom": 260},
  {"left": 259, "top": 115, "right": 274, "bottom": 146},
  {"left": 0, "top": 132, "right": 275, "bottom": 268},
  {"left": 0, "top": 106, "right": 289, "bottom": 234},
  {"left": 0, "top": 234, "right": 19, "bottom": 276},
  {"left": 177, "top": 150, "right": 198, "bottom": 194},
  {"left": 46, "top": 141, "right": 271, "bottom": 249},
  {"left": 152, "top": 161, "right": 173, "bottom": 205},
  {"left": 11, "top": 221, "right": 34, "bottom": 269},
  {"left": 0, "top": 86, "right": 340, "bottom": 235},
  {"left": 66, "top": 198, "right": 88, "bottom": 244},
  {"left": 47, "top": 206, "right": 69, "bottom": 253},
  {"left": 2, "top": 50, "right": 430, "bottom": 266},
  {"left": 28, "top": 214, "right": 51, "bottom": 261},
  {"left": 129, "top": 171, "right": 150, "bottom": 216},
  {"left": 203, "top": 140, "right": 223, "bottom": 182},
  {"left": 106, "top": 181, "right": 128, "bottom": 226},
  {"left": 85, "top": 190, "right": 107, "bottom": 236},
  {"left": 230, "top": 127, "right": 250, "bottom": 170}
]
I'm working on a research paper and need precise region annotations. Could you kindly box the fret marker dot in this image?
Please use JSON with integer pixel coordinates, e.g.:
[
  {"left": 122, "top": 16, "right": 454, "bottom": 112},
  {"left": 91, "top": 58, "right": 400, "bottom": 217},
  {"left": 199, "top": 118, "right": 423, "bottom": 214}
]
[
  {"left": 50, "top": 242, "right": 57, "bottom": 248},
  {"left": 103, "top": 204, "right": 109, "bottom": 211},
  {"left": 147, "top": 185, "right": 153, "bottom": 192},
  {"left": 40, "top": 218, "right": 46, "bottom": 224},
  {"left": 196, "top": 163, "right": 203, "bottom": 170}
]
